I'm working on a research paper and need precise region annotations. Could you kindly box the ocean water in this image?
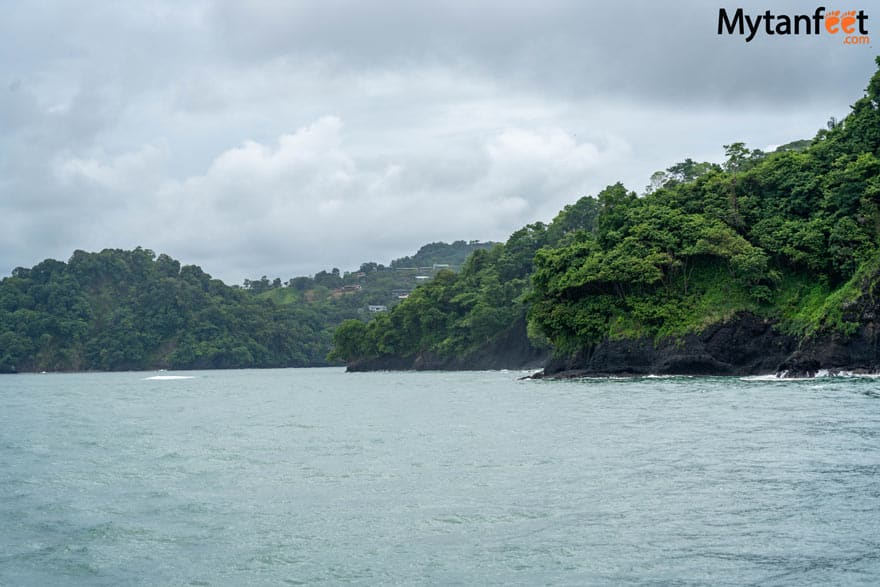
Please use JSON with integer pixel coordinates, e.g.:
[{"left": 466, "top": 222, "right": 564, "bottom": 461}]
[{"left": 1, "top": 368, "right": 879, "bottom": 586}]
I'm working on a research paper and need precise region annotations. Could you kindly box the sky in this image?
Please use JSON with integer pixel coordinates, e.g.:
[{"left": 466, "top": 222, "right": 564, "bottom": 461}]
[{"left": 2, "top": 1, "right": 877, "bottom": 284}]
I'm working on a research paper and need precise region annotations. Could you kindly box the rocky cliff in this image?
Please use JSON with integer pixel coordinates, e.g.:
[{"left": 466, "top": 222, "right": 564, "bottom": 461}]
[
  {"left": 348, "top": 274, "right": 880, "bottom": 378},
  {"left": 777, "top": 271, "right": 880, "bottom": 377},
  {"left": 537, "top": 273, "right": 880, "bottom": 379},
  {"left": 535, "top": 312, "right": 797, "bottom": 378}
]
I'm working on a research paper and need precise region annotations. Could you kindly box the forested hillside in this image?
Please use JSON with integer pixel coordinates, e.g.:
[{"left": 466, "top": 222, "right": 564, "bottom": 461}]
[
  {"left": 390, "top": 240, "right": 496, "bottom": 268},
  {"left": 0, "top": 242, "right": 494, "bottom": 373},
  {"left": 0, "top": 249, "right": 333, "bottom": 372},
  {"left": 329, "top": 196, "right": 598, "bottom": 369},
  {"left": 6, "top": 61, "right": 880, "bottom": 376},
  {"left": 331, "top": 57, "right": 880, "bottom": 376}
]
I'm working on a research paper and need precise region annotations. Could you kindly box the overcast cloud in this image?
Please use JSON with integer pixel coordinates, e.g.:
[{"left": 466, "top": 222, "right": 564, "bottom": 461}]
[{"left": 2, "top": 0, "right": 877, "bottom": 283}]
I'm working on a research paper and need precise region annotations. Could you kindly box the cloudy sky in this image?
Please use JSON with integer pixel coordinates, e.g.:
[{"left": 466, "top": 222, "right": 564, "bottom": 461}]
[{"left": 2, "top": 1, "right": 876, "bottom": 283}]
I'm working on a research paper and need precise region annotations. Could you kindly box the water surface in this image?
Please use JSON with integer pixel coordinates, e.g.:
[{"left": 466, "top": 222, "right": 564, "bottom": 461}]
[{"left": 1, "top": 369, "right": 878, "bottom": 585}]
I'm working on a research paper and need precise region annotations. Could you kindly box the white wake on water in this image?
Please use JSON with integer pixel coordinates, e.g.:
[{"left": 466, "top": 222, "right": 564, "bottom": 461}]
[{"left": 143, "top": 375, "right": 195, "bottom": 380}]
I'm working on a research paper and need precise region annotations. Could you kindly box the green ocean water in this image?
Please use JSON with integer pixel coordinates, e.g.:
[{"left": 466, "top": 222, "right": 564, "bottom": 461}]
[{"left": 1, "top": 368, "right": 879, "bottom": 585}]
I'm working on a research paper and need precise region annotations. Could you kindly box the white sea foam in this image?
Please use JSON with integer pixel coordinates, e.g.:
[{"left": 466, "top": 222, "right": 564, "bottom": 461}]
[
  {"left": 739, "top": 375, "right": 778, "bottom": 381},
  {"left": 741, "top": 370, "right": 880, "bottom": 382},
  {"left": 645, "top": 374, "right": 692, "bottom": 379},
  {"left": 740, "top": 374, "right": 812, "bottom": 382},
  {"left": 143, "top": 375, "right": 195, "bottom": 380}
]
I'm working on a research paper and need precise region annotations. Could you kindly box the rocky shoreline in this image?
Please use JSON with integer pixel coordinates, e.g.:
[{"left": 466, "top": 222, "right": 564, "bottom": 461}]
[
  {"left": 348, "top": 309, "right": 880, "bottom": 379},
  {"left": 535, "top": 312, "right": 796, "bottom": 378},
  {"left": 536, "top": 297, "right": 880, "bottom": 380},
  {"left": 347, "top": 268, "right": 880, "bottom": 379}
]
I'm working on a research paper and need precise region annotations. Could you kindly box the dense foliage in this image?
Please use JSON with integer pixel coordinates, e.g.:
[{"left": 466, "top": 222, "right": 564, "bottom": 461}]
[
  {"left": 7, "top": 61, "right": 880, "bottom": 373},
  {"left": 332, "top": 58, "right": 880, "bottom": 365},
  {"left": 329, "top": 195, "right": 600, "bottom": 362},
  {"left": 390, "top": 240, "right": 497, "bottom": 269},
  {"left": 0, "top": 248, "right": 339, "bottom": 372},
  {"left": 0, "top": 241, "right": 497, "bottom": 372},
  {"left": 530, "top": 59, "right": 880, "bottom": 354}
]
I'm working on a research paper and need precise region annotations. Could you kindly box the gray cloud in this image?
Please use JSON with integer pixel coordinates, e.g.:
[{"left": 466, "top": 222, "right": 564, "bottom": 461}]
[
  {"left": 208, "top": 0, "right": 875, "bottom": 105},
  {"left": 1, "top": 1, "right": 876, "bottom": 283},
  {"left": 44, "top": 115, "right": 625, "bottom": 280}
]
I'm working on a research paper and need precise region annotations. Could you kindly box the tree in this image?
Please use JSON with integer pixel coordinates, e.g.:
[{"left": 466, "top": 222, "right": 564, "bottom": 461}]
[
  {"left": 328, "top": 319, "right": 369, "bottom": 361},
  {"left": 645, "top": 171, "right": 670, "bottom": 195},
  {"left": 665, "top": 158, "right": 719, "bottom": 184},
  {"left": 596, "top": 183, "right": 639, "bottom": 246}
]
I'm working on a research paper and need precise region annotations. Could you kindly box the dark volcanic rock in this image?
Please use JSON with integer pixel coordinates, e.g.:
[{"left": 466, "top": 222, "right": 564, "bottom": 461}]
[
  {"left": 539, "top": 312, "right": 797, "bottom": 378},
  {"left": 540, "top": 269, "right": 880, "bottom": 379},
  {"left": 777, "top": 275, "right": 880, "bottom": 377},
  {"left": 351, "top": 270, "right": 880, "bottom": 378}
]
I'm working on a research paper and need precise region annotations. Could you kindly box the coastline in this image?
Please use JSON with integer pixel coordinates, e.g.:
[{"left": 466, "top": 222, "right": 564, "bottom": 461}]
[{"left": 348, "top": 309, "right": 880, "bottom": 379}]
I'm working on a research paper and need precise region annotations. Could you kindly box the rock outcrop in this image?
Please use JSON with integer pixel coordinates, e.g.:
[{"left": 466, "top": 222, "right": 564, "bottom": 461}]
[
  {"left": 348, "top": 273, "right": 880, "bottom": 378},
  {"left": 538, "top": 270, "right": 880, "bottom": 379},
  {"left": 535, "top": 312, "right": 797, "bottom": 378},
  {"left": 776, "top": 272, "right": 880, "bottom": 377}
]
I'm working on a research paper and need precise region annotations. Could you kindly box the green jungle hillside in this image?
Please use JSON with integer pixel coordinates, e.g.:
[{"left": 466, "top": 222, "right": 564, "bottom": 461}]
[
  {"left": 0, "top": 242, "right": 494, "bottom": 372},
  {"left": 5, "top": 59, "right": 880, "bottom": 375},
  {"left": 330, "top": 57, "right": 880, "bottom": 371}
]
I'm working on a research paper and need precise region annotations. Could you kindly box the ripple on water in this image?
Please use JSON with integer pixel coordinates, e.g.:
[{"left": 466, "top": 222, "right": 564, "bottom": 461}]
[{"left": 1, "top": 369, "right": 879, "bottom": 585}]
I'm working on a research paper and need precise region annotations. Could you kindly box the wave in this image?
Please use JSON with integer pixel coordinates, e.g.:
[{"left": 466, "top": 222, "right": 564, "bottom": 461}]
[{"left": 741, "top": 370, "right": 880, "bottom": 382}]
